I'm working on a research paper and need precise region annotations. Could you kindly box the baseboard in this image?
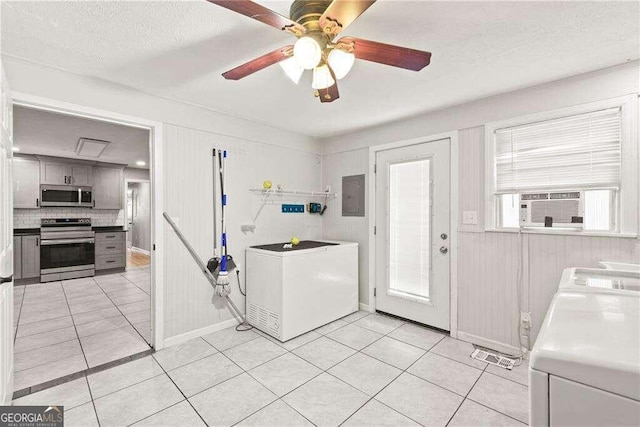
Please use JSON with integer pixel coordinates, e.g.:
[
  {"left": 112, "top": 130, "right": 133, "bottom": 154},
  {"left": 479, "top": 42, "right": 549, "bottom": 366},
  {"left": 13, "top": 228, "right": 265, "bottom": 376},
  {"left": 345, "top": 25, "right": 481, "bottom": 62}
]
[
  {"left": 359, "top": 302, "right": 372, "bottom": 312},
  {"left": 456, "top": 331, "right": 521, "bottom": 356},
  {"left": 163, "top": 318, "right": 239, "bottom": 348},
  {"left": 130, "top": 246, "right": 151, "bottom": 256}
]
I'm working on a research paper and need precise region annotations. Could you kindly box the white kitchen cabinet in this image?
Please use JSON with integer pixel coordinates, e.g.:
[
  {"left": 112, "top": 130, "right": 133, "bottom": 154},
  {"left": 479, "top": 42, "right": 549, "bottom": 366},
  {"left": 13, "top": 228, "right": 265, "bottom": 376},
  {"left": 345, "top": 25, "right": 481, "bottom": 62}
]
[{"left": 40, "top": 160, "right": 92, "bottom": 186}]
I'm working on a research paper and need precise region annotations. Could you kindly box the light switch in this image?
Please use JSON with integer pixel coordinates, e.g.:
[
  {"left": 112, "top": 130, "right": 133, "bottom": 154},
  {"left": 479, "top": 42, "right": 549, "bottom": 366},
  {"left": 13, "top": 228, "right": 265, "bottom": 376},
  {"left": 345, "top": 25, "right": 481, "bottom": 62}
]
[{"left": 463, "top": 211, "right": 478, "bottom": 225}]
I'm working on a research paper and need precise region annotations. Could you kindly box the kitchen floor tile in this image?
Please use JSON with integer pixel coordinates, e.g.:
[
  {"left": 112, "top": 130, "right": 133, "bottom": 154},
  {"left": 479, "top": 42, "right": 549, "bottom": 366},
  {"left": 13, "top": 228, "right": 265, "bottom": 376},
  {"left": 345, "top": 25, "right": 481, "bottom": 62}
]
[
  {"left": 467, "top": 372, "right": 529, "bottom": 423},
  {"left": 376, "top": 373, "right": 463, "bottom": 426},
  {"left": 202, "top": 326, "right": 260, "bottom": 351},
  {"left": 431, "top": 337, "right": 488, "bottom": 369},
  {"left": 408, "top": 352, "right": 483, "bottom": 396},
  {"left": 237, "top": 400, "right": 313, "bottom": 427},
  {"left": 329, "top": 352, "right": 402, "bottom": 396},
  {"left": 167, "top": 353, "right": 242, "bottom": 397},
  {"left": 223, "top": 337, "right": 287, "bottom": 370},
  {"left": 249, "top": 353, "right": 322, "bottom": 397},
  {"left": 93, "top": 374, "right": 183, "bottom": 426},
  {"left": 292, "top": 336, "right": 356, "bottom": 370},
  {"left": 13, "top": 377, "right": 91, "bottom": 409},
  {"left": 65, "top": 402, "right": 99, "bottom": 427},
  {"left": 262, "top": 330, "right": 321, "bottom": 351},
  {"left": 72, "top": 306, "right": 121, "bottom": 325},
  {"left": 189, "top": 373, "right": 277, "bottom": 427},
  {"left": 15, "top": 339, "right": 83, "bottom": 372},
  {"left": 314, "top": 319, "right": 348, "bottom": 335},
  {"left": 80, "top": 325, "right": 150, "bottom": 368},
  {"left": 132, "top": 401, "right": 206, "bottom": 427},
  {"left": 15, "top": 315, "right": 74, "bottom": 339},
  {"left": 124, "top": 309, "right": 150, "bottom": 324},
  {"left": 152, "top": 338, "right": 218, "bottom": 371},
  {"left": 14, "top": 326, "right": 78, "bottom": 353},
  {"left": 87, "top": 355, "right": 165, "bottom": 399},
  {"left": 282, "top": 373, "right": 369, "bottom": 427},
  {"left": 117, "top": 299, "right": 150, "bottom": 314},
  {"left": 341, "top": 310, "right": 370, "bottom": 323},
  {"left": 353, "top": 313, "right": 405, "bottom": 335},
  {"left": 486, "top": 358, "right": 530, "bottom": 386},
  {"left": 449, "top": 399, "right": 526, "bottom": 426},
  {"left": 13, "top": 354, "right": 88, "bottom": 391},
  {"left": 361, "top": 336, "right": 426, "bottom": 370},
  {"left": 75, "top": 315, "right": 130, "bottom": 338},
  {"left": 387, "top": 323, "right": 446, "bottom": 351},
  {"left": 343, "top": 399, "right": 419, "bottom": 427},
  {"left": 327, "top": 323, "right": 383, "bottom": 350}
]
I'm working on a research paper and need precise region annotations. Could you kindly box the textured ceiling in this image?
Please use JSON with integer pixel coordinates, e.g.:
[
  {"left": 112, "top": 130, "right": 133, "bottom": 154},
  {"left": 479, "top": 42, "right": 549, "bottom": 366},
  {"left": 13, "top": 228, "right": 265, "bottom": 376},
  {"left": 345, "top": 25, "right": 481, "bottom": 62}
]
[
  {"left": 14, "top": 106, "right": 150, "bottom": 168},
  {"left": 2, "top": 1, "right": 639, "bottom": 138}
]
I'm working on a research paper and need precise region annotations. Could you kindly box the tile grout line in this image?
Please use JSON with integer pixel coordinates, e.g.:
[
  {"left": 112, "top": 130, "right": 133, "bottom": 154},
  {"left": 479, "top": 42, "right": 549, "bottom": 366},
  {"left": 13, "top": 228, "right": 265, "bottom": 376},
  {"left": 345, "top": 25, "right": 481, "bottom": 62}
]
[
  {"left": 12, "top": 286, "right": 26, "bottom": 344},
  {"left": 60, "top": 279, "right": 94, "bottom": 372},
  {"left": 83, "top": 375, "right": 102, "bottom": 427},
  {"left": 94, "top": 274, "right": 152, "bottom": 346},
  {"left": 444, "top": 358, "right": 489, "bottom": 426}
]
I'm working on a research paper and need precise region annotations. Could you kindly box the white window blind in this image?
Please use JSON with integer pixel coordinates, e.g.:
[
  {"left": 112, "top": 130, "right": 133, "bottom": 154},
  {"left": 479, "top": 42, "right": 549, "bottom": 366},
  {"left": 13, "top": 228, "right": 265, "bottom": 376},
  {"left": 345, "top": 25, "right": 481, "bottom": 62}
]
[{"left": 495, "top": 108, "right": 621, "bottom": 193}]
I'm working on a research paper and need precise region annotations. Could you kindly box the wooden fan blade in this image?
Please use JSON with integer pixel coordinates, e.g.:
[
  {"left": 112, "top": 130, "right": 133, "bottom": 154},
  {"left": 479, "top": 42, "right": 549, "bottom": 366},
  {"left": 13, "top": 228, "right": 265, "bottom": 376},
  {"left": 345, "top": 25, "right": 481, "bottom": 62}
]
[
  {"left": 318, "top": 83, "right": 339, "bottom": 103},
  {"left": 222, "top": 46, "right": 293, "bottom": 80},
  {"left": 319, "top": 1, "right": 376, "bottom": 35},
  {"left": 338, "top": 36, "right": 431, "bottom": 71},
  {"left": 207, "top": 0, "right": 305, "bottom": 34},
  {"left": 319, "top": 65, "right": 340, "bottom": 103}
]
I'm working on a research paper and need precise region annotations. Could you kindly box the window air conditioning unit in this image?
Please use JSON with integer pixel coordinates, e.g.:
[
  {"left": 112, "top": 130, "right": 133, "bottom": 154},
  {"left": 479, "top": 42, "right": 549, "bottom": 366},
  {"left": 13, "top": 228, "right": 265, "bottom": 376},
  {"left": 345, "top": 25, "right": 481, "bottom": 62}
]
[{"left": 519, "top": 191, "right": 584, "bottom": 229}]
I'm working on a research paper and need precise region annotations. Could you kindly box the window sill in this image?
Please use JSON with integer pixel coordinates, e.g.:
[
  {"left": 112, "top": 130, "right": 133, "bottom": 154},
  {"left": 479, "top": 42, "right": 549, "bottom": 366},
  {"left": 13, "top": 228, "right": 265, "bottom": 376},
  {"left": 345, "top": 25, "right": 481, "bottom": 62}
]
[{"left": 483, "top": 228, "right": 638, "bottom": 239}]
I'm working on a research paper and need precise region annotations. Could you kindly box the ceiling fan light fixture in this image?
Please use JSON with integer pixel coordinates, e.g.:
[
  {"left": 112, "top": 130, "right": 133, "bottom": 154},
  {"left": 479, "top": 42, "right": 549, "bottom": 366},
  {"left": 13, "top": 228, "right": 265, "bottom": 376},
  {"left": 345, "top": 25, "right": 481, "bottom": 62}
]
[
  {"left": 293, "top": 36, "right": 322, "bottom": 70},
  {"left": 312, "top": 64, "right": 335, "bottom": 90},
  {"left": 327, "top": 49, "right": 355, "bottom": 80},
  {"left": 279, "top": 56, "right": 304, "bottom": 84}
]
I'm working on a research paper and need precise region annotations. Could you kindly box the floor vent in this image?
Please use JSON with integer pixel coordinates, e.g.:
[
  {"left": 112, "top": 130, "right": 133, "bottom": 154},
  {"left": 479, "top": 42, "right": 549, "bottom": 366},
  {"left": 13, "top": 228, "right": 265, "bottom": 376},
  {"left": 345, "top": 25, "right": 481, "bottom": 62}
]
[{"left": 471, "top": 349, "right": 516, "bottom": 370}]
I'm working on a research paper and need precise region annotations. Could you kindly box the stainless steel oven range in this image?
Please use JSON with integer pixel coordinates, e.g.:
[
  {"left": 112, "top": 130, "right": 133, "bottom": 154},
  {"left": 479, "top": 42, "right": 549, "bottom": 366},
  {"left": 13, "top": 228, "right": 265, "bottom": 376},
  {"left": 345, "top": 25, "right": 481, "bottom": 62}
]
[{"left": 40, "top": 218, "right": 95, "bottom": 282}]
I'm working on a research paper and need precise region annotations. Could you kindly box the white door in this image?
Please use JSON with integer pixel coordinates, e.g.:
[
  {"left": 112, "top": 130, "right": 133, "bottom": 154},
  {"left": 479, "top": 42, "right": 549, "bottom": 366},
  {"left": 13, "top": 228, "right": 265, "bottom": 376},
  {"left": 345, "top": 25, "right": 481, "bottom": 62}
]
[
  {"left": 0, "top": 63, "right": 14, "bottom": 404},
  {"left": 375, "top": 139, "right": 450, "bottom": 330}
]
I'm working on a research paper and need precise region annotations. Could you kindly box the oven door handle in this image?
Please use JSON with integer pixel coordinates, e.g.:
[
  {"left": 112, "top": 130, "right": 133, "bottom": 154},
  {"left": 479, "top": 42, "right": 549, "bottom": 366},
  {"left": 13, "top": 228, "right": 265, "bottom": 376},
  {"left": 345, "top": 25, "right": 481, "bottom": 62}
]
[{"left": 41, "top": 238, "right": 95, "bottom": 245}]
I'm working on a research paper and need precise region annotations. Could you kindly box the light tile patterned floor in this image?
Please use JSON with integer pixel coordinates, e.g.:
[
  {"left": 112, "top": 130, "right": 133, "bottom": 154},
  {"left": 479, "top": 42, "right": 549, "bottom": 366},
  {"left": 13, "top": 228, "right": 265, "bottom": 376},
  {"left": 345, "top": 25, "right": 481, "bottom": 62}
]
[
  {"left": 13, "top": 267, "right": 152, "bottom": 392},
  {"left": 12, "top": 310, "right": 530, "bottom": 426}
]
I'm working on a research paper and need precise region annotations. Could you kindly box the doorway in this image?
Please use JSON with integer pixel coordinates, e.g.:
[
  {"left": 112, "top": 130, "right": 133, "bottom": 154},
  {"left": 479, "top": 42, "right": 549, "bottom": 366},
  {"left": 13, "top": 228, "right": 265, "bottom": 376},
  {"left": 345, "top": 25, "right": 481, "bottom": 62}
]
[
  {"left": 126, "top": 180, "right": 151, "bottom": 270},
  {"left": 374, "top": 138, "right": 451, "bottom": 330}
]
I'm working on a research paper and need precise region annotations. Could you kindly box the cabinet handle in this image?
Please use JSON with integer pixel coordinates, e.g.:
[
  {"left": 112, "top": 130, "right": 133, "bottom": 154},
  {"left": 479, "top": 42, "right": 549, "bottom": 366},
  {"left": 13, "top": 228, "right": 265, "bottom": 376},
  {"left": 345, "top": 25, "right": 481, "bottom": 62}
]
[
  {"left": 106, "top": 260, "right": 115, "bottom": 264},
  {"left": 36, "top": 198, "right": 39, "bottom": 207},
  {"left": 106, "top": 246, "right": 116, "bottom": 249},
  {"left": 105, "top": 235, "right": 115, "bottom": 238},
  {"left": 64, "top": 176, "right": 67, "bottom": 184},
  {"left": 36, "top": 238, "right": 39, "bottom": 247}
]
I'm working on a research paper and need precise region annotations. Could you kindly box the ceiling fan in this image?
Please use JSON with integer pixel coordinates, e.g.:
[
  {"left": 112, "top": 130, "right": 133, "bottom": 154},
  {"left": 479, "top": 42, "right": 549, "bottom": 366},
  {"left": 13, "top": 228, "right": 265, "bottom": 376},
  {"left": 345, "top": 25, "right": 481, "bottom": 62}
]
[{"left": 207, "top": 0, "right": 432, "bottom": 103}]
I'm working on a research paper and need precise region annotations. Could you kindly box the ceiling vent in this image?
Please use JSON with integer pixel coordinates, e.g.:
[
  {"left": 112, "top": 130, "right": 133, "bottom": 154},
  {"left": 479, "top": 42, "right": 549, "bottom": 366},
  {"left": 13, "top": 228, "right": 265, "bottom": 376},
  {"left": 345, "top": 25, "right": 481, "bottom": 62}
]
[{"left": 76, "top": 138, "right": 110, "bottom": 158}]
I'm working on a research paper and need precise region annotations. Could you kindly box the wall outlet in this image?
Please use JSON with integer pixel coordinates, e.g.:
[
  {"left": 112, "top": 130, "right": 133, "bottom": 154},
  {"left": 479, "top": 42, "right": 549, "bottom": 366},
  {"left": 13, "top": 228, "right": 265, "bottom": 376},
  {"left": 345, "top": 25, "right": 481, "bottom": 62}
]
[
  {"left": 463, "top": 211, "right": 478, "bottom": 225},
  {"left": 282, "top": 204, "right": 304, "bottom": 213},
  {"left": 520, "top": 311, "right": 532, "bottom": 329}
]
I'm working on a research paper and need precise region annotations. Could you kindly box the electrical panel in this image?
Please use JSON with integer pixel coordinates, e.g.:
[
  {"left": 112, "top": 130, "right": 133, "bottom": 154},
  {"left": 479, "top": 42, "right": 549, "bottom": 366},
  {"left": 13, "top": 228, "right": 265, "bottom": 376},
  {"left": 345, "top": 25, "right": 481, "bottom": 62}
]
[{"left": 342, "top": 174, "right": 365, "bottom": 217}]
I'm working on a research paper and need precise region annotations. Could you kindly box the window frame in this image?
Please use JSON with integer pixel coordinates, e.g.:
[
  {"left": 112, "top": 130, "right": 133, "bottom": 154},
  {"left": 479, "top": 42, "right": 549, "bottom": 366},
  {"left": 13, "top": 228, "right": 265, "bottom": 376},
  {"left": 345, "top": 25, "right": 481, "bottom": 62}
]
[{"left": 484, "top": 95, "right": 638, "bottom": 236}]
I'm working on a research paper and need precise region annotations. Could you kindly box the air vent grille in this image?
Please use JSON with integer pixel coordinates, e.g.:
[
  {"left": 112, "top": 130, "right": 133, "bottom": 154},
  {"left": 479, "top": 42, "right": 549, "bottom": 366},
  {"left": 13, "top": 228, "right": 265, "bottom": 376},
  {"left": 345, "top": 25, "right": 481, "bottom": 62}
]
[{"left": 247, "top": 302, "right": 280, "bottom": 338}]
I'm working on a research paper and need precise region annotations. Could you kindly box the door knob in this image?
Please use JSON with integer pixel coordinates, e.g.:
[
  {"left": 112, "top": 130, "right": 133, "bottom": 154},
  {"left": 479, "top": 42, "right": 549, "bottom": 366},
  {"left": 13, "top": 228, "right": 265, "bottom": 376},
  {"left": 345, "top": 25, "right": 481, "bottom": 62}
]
[{"left": 439, "top": 246, "right": 448, "bottom": 254}]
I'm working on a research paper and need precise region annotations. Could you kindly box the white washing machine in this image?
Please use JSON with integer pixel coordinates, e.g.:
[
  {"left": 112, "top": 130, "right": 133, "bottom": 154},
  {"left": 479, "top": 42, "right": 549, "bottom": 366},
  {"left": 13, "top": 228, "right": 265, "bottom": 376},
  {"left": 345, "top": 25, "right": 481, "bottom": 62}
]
[
  {"left": 558, "top": 267, "right": 640, "bottom": 296},
  {"left": 529, "top": 268, "right": 640, "bottom": 426},
  {"left": 245, "top": 240, "right": 358, "bottom": 341}
]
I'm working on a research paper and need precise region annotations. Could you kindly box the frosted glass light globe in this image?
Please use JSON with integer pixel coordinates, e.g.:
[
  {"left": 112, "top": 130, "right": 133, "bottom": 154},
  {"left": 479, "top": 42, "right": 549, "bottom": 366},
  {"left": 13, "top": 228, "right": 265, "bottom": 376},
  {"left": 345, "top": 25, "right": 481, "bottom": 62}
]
[
  {"left": 294, "top": 37, "right": 322, "bottom": 70},
  {"left": 328, "top": 49, "right": 355, "bottom": 80},
  {"left": 312, "top": 64, "right": 335, "bottom": 90},
  {"left": 279, "top": 57, "right": 304, "bottom": 84}
]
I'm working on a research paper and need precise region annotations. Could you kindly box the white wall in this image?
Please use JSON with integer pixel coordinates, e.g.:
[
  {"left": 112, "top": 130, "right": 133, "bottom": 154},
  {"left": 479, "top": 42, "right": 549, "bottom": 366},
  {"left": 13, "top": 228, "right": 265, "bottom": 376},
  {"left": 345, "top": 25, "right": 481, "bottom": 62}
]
[
  {"left": 321, "top": 149, "right": 369, "bottom": 306},
  {"left": 124, "top": 167, "right": 150, "bottom": 181},
  {"left": 4, "top": 58, "right": 323, "bottom": 345},
  {"left": 320, "top": 61, "right": 640, "bottom": 351},
  {"left": 163, "top": 124, "right": 323, "bottom": 338}
]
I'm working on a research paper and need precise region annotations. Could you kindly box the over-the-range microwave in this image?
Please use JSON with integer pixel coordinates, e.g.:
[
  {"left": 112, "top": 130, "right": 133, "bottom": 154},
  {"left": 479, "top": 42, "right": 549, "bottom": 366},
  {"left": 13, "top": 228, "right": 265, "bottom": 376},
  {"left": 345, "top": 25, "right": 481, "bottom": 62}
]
[{"left": 40, "top": 185, "right": 93, "bottom": 207}]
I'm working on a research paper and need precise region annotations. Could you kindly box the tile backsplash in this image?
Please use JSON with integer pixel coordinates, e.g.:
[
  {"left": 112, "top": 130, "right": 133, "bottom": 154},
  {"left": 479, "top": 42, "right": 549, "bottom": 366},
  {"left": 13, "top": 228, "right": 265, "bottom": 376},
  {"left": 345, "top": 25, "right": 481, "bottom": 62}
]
[{"left": 14, "top": 208, "right": 125, "bottom": 229}]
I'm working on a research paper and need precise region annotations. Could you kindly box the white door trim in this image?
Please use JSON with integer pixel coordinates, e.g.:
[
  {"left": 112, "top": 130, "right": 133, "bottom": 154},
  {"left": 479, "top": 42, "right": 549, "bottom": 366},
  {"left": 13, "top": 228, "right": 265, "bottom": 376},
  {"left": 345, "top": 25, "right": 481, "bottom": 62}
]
[
  {"left": 368, "top": 131, "right": 459, "bottom": 337},
  {"left": 11, "top": 92, "right": 166, "bottom": 350}
]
